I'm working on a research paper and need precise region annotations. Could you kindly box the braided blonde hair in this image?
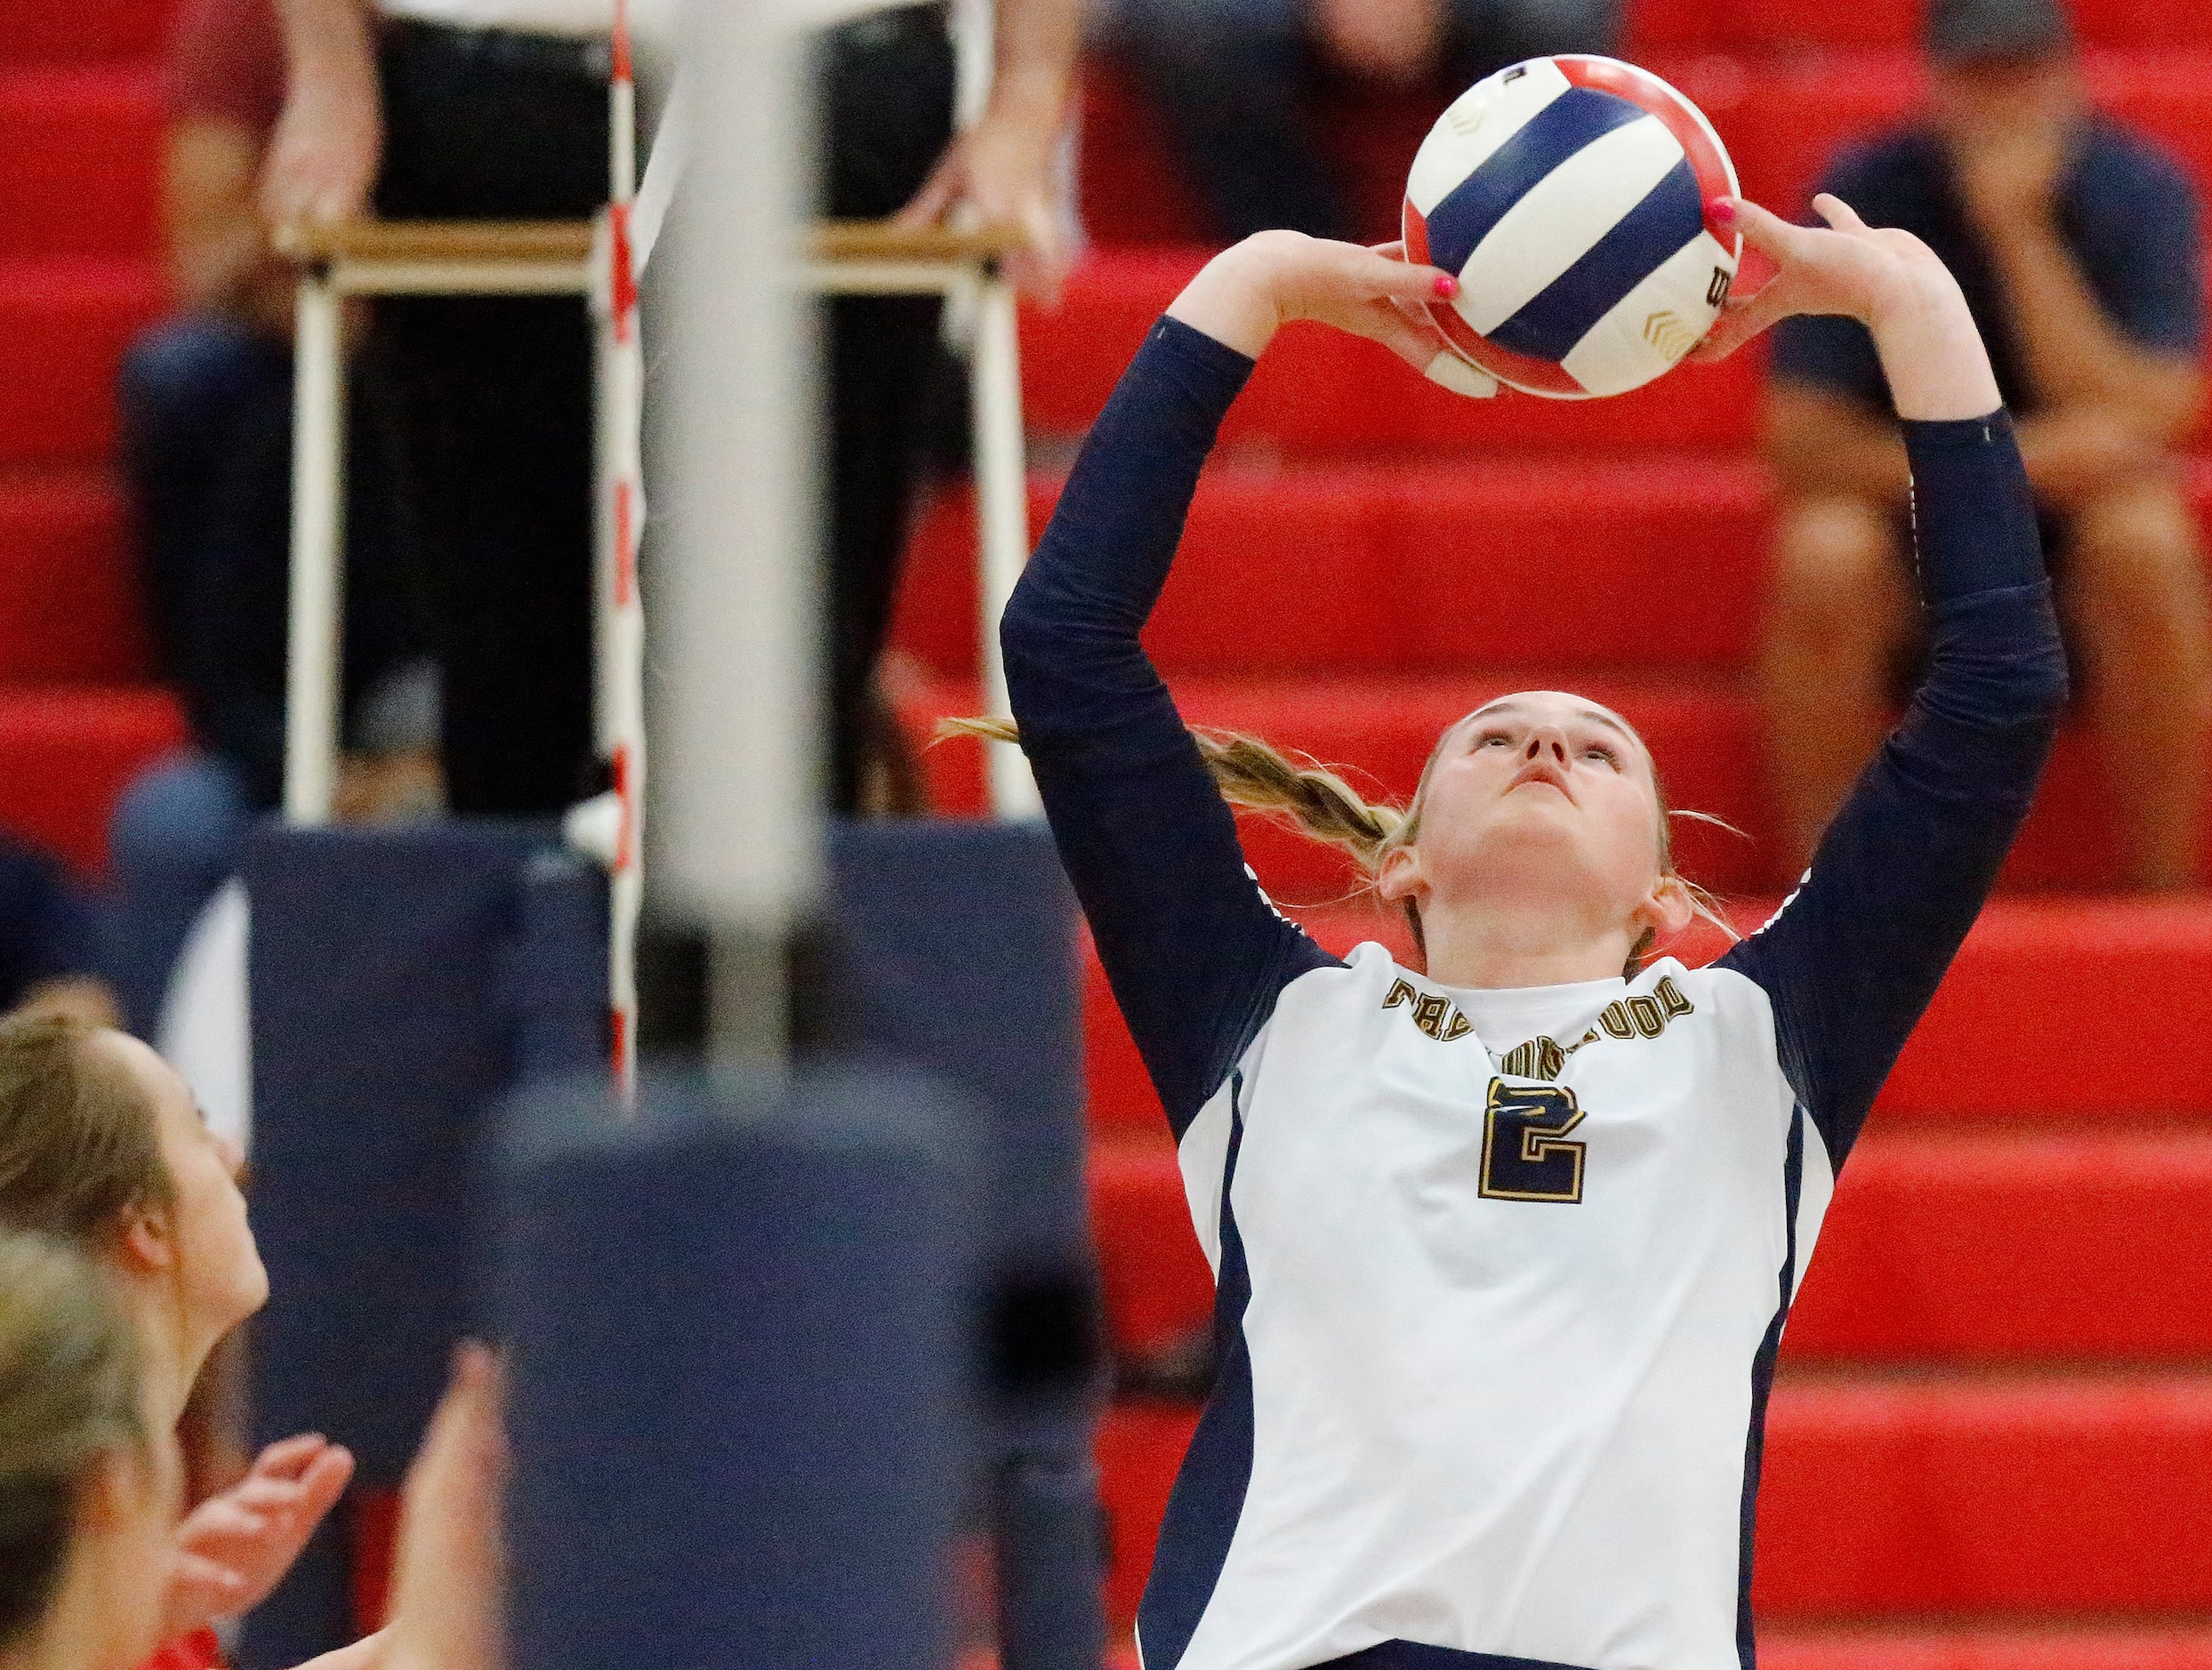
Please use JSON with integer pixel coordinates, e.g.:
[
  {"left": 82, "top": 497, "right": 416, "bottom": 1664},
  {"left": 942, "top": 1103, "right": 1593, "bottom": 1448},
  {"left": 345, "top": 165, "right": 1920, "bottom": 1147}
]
[{"left": 942, "top": 716, "right": 1739, "bottom": 976}]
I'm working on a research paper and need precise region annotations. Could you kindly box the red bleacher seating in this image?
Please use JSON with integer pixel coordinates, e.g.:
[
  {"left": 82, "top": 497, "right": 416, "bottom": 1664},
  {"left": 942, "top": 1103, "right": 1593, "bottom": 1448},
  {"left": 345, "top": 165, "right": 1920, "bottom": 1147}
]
[
  {"left": 0, "top": 470, "right": 154, "bottom": 685},
  {"left": 0, "top": 0, "right": 171, "bottom": 65},
  {"left": 1099, "top": 1377, "right": 2212, "bottom": 1627},
  {"left": 0, "top": 686, "right": 185, "bottom": 874},
  {"left": 0, "top": 68, "right": 165, "bottom": 262},
  {"left": 0, "top": 260, "right": 166, "bottom": 465}
]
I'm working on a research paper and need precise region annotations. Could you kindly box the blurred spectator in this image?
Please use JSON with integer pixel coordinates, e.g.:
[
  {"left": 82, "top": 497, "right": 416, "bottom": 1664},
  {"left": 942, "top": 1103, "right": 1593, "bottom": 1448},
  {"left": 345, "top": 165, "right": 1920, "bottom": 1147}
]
[
  {"left": 1103, "top": 0, "right": 1619, "bottom": 242},
  {"left": 1762, "top": 0, "right": 2208, "bottom": 889},
  {"left": 109, "top": 0, "right": 438, "bottom": 1035},
  {"left": 262, "top": 0, "right": 1076, "bottom": 818},
  {"left": 0, "top": 838, "right": 116, "bottom": 1028}
]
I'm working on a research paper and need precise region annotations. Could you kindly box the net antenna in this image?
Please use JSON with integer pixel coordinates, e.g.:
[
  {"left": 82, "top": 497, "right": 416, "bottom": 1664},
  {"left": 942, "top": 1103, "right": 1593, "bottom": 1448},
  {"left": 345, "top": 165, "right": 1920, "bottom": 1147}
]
[{"left": 592, "top": 0, "right": 647, "bottom": 1097}]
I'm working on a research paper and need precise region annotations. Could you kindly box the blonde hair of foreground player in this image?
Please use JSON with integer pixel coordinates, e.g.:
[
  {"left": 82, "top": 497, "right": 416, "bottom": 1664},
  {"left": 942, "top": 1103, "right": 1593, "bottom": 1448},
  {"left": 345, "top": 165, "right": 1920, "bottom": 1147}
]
[
  {"left": 967, "top": 197, "right": 2005, "bottom": 983},
  {"left": 0, "top": 1016, "right": 505, "bottom": 1670},
  {"left": 0, "top": 1225, "right": 503, "bottom": 1670}
]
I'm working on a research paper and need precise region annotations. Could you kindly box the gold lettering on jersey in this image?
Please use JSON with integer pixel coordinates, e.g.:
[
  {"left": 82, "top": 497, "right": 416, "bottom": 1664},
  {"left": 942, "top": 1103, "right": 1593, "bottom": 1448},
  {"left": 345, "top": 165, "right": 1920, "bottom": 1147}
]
[
  {"left": 1387, "top": 974, "right": 1693, "bottom": 1065},
  {"left": 1499, "top": 1036, "right": 1565, "bottom": 1081},
  {"left": 1382, "top": 978, "right": 1476, "bottom": 1044}
]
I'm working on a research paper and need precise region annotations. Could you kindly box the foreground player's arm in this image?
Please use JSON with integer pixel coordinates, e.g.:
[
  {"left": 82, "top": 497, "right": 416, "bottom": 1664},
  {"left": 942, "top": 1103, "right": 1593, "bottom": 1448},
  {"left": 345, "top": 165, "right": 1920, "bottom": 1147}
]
[
  {"left": 1004, "top": 235, "right": 1447, "bottom": 1136},
  {"left": 1708, "top": 197, "right": 2067, "bottom": 1168}
]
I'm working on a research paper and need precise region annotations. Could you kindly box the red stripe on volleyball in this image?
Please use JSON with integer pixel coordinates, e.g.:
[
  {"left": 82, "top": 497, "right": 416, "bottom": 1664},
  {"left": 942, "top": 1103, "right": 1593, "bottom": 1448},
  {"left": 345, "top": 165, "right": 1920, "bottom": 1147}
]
[
  {"left": 1403, "top": 201, "right": 1590, "bottom": 397},
  {"left": 1556, "top": 56, "right": 1737, "bottom": 240}
]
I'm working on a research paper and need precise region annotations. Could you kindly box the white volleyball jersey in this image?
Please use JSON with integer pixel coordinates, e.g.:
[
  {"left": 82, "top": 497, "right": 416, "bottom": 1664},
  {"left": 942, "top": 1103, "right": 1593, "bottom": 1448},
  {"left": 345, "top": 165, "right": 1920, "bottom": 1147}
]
[
  {"left": 1001, "top": 317, "right": 2065, "bottom": 1670},
  {"left": 1159, "top": 944, "right": 1828, "bottom": 1670}
]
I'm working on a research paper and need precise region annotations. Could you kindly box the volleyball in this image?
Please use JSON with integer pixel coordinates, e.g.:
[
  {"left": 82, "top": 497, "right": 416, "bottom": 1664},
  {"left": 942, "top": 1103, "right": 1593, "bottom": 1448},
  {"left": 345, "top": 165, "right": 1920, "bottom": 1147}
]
[{"left": 1404, "top": 55, "right": 1743, "bottom": 400}]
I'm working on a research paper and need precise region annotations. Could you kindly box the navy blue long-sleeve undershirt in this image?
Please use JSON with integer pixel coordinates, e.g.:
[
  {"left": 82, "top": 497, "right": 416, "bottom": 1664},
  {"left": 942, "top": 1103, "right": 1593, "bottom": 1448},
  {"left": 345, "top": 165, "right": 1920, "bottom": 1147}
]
[{"left": 1002, "top": 316, "right": 2067, "bottom": 1168}]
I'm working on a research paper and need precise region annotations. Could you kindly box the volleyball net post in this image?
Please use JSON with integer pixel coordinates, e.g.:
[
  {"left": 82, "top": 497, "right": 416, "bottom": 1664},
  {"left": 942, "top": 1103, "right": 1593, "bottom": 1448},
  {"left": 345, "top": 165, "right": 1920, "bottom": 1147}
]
[{"left": 276, "top": 219, "right": 1036, "bottom": 1085}]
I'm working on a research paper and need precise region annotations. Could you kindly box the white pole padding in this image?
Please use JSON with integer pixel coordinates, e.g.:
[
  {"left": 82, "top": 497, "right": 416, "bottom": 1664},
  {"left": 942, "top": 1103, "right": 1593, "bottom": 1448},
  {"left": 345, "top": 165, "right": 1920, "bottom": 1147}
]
[
  {"left": 284, "top": 272, "right": 347, "bottom": 826},
  {"left": 971, "top": 273, "right": 1041, "bottom": 818},
  {"left": 660, "top": 0, "right": 821, "bottom": 1021}
]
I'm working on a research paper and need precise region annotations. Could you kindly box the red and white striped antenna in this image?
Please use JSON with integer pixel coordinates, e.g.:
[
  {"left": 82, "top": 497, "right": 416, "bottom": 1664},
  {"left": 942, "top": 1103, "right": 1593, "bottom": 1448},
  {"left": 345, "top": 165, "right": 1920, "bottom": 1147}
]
[{"left": 594, "top": 0, "right": 647, "bottom": 1100}]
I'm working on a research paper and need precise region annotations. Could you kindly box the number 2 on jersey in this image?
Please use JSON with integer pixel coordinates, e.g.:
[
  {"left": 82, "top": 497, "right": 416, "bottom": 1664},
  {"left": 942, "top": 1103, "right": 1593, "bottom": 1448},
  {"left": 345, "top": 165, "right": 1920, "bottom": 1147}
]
[{"left": 1479, "top": 1081, "right": 1588, "bottom": 1203}]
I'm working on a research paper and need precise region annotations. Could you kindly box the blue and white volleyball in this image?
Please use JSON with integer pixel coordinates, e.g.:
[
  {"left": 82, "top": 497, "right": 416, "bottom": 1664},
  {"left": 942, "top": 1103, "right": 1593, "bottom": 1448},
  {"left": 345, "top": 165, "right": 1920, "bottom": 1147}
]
[{"left": 1404, "top": 56, "right": 1742, "bottom": 399}]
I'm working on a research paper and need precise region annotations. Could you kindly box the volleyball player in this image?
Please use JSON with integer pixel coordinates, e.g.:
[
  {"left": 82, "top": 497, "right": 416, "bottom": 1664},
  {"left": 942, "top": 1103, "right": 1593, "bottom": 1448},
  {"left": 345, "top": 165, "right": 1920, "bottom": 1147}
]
[
  {"left": 994, "top": 195, "right": 2064, "bottom": 1668},
  {"left": 0, "top": 1223, "right": 500, "bottom": 1670},
  {"left": 0, "top": 1016, "right": 345, "bottom": 1655}
]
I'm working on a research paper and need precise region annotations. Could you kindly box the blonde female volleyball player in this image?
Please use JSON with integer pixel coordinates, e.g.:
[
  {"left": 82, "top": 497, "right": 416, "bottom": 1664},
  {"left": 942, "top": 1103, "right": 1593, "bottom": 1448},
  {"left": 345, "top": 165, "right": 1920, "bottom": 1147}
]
[
  {"left": 0, "top": 1224, "right": 502, "bottom": 1670},
  {"left": 0, "top": 1015, "right": 350, "bottom": 1662},
  {"left": 1000, "top": 196, "right": 2063, "bottom": 1670}
]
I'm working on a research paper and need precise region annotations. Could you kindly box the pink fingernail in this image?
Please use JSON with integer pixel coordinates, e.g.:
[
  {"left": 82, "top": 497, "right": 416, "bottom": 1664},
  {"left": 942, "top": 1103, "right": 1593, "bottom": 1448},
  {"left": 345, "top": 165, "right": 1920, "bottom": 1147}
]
[
  {"left": 1434, "top": 273, "right": 1460, "bottom": 300},
  {"left": 1709, "top": 198, "right": 1738, "bottom": 227}
]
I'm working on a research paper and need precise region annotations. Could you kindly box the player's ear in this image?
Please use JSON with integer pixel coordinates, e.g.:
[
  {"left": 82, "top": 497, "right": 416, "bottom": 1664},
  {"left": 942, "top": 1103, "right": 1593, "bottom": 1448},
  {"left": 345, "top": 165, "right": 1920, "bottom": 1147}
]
[
  {"left": 1376, "top": 843, "right": 1424, "bottom": 905},
  {"left": 1638, "top": 874, "right": 1696, "bottom": 941},
  {"left": 116, "top": 1196, "right": 179, "bottom": 1277}
]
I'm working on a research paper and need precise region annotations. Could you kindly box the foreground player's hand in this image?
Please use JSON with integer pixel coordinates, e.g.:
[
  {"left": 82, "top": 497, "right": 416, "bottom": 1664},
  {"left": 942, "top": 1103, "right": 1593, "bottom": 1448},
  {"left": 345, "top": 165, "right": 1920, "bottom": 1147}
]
[
  {"left": 1170, "top": 230, "right": 1457, "bottom": 370},
  {"left": 1698, "top": 193, "right": 2001, "bottom": 422},
  {"left": 384, "top": 1344, "right": 507, "bottom": 1670},
  {"left": 164, "top": 1433, "right": 357, "bottom": 1636},
  {"left": 1693, "top": 194, "right": 1957, "bottom": 360}
]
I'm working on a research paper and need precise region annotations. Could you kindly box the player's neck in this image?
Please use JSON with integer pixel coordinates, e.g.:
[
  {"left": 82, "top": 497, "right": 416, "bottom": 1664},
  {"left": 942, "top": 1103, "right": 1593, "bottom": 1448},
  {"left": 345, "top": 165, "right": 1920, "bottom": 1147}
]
[{"left": 1417, "top": 897, "right": 1635, "bottom": 991}]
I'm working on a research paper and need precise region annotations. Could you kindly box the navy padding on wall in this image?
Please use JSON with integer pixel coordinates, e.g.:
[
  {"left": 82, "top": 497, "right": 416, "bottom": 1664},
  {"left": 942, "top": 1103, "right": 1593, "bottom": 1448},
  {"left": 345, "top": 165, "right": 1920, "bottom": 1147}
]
[
  {"left": 828, "top": 822, "right": 1106, "bottom": 1670},
  {"left": 495, "top": 1067, "right": 972, "bottom": 1670},
  {"left": 239, "top": 823, "right": 606, "bottom": 1669},
  {"left": 829, "top": 821, "right": 1086, "bottom": 1269}
]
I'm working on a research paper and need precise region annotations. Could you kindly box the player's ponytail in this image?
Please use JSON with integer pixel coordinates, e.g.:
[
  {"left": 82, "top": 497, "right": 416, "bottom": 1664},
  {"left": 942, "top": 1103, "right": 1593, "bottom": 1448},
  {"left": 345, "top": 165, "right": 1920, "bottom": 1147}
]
[
  {"left": 942, "top": 718, "right": 1739, "bottom": 976},
  {"left": 942, "top": 717, "right": 1409, "bottom": 868}
]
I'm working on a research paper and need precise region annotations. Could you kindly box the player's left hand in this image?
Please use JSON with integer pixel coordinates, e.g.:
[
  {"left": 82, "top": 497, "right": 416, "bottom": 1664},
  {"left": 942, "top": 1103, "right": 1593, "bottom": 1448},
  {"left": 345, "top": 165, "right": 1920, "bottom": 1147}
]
[
  {"left": 164, "top": 1433, "right": 357, "bottom": 1636},
  {"left": 1693, "top": 194, "right": 1953, "bottom": 360},
  {"left": 894, "top": 94, "right": 1074, "bottom": 303}
]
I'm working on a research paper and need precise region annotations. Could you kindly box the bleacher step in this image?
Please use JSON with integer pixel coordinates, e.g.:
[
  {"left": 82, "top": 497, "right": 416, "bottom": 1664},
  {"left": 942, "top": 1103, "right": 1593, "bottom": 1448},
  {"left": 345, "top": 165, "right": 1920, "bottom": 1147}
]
[
  {"left": 0, "top": 67, "right": 163, "bottom": 262},
  {"left": 0, "top": 470, "right": 153, "bottom": 684},
  {"left": 0, "top": 258, "right": 165, "bottom": 466},
  {"left": 895, "top": 461, "right": 1776, "bottom": 680},
  {"left": 0, "top": 0, "right": 170, "bottom": 64},
  {"left": 1065, "top": 895, "right": 2212, "bottom": 1135},
  {"left": 0, "top": 685, "right": 185, "bottom": 874},
  {"left": 893, "top": 662, "right": 2212, "bottom": 914}
]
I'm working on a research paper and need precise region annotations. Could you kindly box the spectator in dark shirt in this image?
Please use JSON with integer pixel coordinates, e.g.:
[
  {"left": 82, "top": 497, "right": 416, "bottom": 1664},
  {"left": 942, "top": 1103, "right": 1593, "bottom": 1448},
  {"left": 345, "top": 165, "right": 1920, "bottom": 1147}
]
[
  {"left": 1763, "top": 0, "right": 2208, "bottom": 889},
  {"left": 1103, "top": 0, "right": 1619, "bottom": 242},
  {"left": 108, "top": 0, "right": 439, "bottom": 1037}
]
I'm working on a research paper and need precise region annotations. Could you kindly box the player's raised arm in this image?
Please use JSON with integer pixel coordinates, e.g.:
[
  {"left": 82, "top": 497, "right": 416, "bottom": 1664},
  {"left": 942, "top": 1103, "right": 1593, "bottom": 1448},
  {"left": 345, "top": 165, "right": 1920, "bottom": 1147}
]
[
  {"left": 1708, "top": 195, "right": 2068, "bottom": 1168},
  {"left": 1000, "top": 235, "right": 1450, "bottom": 1136}
]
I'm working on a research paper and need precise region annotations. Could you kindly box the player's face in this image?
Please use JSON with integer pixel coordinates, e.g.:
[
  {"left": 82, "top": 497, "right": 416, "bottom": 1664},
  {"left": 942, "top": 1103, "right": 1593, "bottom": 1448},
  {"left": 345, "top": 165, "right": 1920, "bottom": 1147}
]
[
  {"left": 1391, "top": 692, "right": 1667, "bottom": 937},
  {"left": 92, "top": 1030, "right": 269, "bottom": 1345}
]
